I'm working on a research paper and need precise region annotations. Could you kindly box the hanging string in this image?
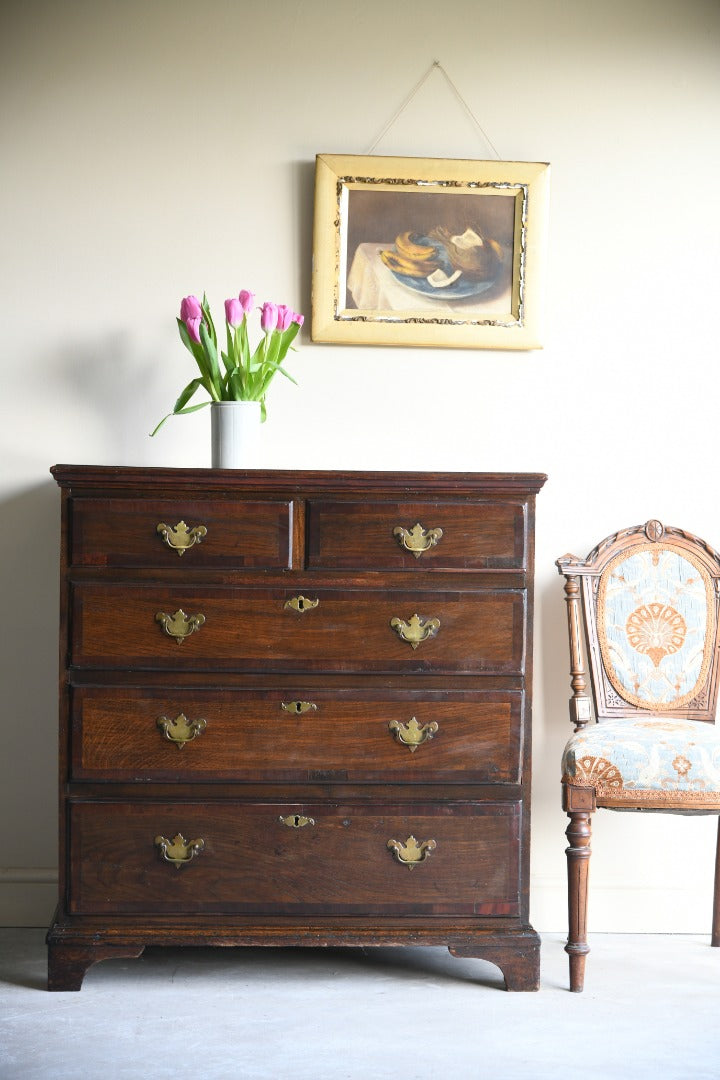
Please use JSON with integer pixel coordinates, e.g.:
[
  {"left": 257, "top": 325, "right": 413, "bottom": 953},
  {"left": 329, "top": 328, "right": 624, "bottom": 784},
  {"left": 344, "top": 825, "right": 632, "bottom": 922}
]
[
  {"left": 364, "top": 60, "right": 501, "bottom": 159},
  {"left": 364, "top": 62, "right": 439, "bottom": 155},
  {"left": 434, "top": 62, "right": 501, "bottom": 159}
]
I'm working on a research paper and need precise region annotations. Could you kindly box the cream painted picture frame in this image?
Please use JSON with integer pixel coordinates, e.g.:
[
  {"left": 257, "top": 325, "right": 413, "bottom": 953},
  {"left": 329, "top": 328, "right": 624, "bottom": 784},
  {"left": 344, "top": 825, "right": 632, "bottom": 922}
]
[{"left": 311, "top": 154, "right": 550, "bottom": 350}]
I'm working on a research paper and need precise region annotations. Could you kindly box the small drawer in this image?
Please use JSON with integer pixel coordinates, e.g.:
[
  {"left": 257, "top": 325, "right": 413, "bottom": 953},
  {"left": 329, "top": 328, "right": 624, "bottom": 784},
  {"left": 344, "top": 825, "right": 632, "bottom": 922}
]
[
  {"left": 68, "top": 496, "right": 292, "bottom": 568},
  {"left": 69, "top": 799, "right": 521, "bottom": 916},
  {"left": 306, "top": 499, "right": 526, "bottom": 570},
  {"left": 71, "top": 583, "right": 526, "bottom": 675},
  {"left": 71, "top": 686, "right": 523, "bottom": 784}
]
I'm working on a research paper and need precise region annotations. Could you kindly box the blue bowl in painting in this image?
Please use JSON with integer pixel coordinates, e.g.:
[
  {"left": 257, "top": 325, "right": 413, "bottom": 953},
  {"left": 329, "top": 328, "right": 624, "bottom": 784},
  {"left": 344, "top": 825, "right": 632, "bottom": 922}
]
[{"left": 385, "top": 233, "right": 501, "bottom": 300}]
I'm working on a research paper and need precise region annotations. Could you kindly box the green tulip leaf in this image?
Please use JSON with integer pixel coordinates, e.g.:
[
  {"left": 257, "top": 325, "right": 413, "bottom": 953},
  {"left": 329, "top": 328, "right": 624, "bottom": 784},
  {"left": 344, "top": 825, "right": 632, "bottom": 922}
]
[
  {"left": 174, "top": 377, "right": 204, "bottom": 411},
  {"left": 223, "top": 324, "right": 237, "bottom": 372},
  {"left": 201, "top": 293, "right": 217, "bottom": 347},
  {"left": 177, "top": 317, "right": 194, "bottom": 353},
  {"left": 199, "top": 321, "right": 222, "bottom": 400},
  {"left": 176, "top": 400, "right": 211, "bottom": 416},
  {"left": 227, "top": 368, "right": 248, "bottom": 400},
  {"left": 280, "top": 322, "right": 301, "bottom": 348},
  {"left": 150, "top": 396, "right": 210, "bottom": 437}
]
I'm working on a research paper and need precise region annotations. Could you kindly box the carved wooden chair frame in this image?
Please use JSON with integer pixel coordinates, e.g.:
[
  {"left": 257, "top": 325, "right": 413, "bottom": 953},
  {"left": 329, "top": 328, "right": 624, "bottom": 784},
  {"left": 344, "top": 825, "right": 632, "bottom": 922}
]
[{"left": 557, "top": 519, "right": 720, "bottom": 991}]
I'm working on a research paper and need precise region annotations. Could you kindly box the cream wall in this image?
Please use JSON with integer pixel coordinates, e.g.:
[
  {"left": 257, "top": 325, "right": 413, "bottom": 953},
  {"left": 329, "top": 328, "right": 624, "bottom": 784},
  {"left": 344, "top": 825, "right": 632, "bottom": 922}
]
[{"left": 2, "top": 0, "right": 719, "bottom": 930}]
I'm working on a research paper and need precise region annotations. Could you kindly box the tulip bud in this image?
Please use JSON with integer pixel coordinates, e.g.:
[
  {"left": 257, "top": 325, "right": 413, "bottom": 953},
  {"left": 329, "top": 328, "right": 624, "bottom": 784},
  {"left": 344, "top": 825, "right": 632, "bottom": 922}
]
[
  {"left": 292, "top": 312, "right": 304, "bottom": 327},
  {"left": 180, "top": 295, "right": 203, "bottom": 322},
  {"left": 185, "top": 316, "right": 202, "bottom": 344},
  {"left": 261, "top": 302, "right": 278, "bottom": 332},
  {"left": 276, "top": 304, "right": 292, "bottom": 331},
  {"left": 238, "top": 289, "right": 255, "bottom": 315},
  {"left": 225, "top": 298, "right": 243, "bottom": 327}
]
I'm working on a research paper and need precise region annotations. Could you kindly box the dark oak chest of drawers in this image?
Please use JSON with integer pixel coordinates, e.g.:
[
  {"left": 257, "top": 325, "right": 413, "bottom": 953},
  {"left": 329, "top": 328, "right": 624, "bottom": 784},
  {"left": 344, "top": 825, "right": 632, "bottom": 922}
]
[{"left": 48, "top": 466, "right": 546, "bottom": 991}]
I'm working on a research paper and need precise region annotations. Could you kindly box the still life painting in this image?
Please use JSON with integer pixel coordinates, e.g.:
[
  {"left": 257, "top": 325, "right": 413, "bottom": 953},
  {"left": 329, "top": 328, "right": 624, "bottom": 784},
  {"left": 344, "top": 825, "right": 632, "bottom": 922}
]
[{"left": 311, "top": 154, "right": 550, "bottom": 350}]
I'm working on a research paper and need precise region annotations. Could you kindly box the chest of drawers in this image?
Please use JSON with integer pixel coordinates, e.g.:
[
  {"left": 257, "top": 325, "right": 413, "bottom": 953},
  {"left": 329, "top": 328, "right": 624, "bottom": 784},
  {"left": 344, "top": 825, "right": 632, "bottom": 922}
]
[{"left": 47, "top": 466, "right": 546, "bottom": 991}]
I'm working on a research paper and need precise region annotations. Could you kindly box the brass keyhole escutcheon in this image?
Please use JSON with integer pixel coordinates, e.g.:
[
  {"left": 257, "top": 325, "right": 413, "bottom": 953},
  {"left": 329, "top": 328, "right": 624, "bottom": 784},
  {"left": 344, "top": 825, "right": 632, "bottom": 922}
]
[
  {"left": 279, "top": 814, "right": 315, "bottom": 828},
  {"left": 284, "top": 595, "right": 320, "bottom": 614},
  {"left": 281, "top": 701, "right": 318, "bottom": 715}
]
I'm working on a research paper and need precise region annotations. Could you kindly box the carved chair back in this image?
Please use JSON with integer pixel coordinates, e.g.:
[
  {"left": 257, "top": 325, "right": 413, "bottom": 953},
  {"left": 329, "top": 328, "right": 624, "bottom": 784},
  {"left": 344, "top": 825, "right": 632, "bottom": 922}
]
[{"left": 557, "top": 519, "right": 720, "bottom": 730}]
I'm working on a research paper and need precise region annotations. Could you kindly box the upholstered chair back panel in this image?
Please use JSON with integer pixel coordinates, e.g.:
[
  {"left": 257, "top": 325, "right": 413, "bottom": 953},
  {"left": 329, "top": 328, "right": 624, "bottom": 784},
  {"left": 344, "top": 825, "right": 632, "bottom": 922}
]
[{"left": 597, "top": 544, "right": 715, "bottom": 711}]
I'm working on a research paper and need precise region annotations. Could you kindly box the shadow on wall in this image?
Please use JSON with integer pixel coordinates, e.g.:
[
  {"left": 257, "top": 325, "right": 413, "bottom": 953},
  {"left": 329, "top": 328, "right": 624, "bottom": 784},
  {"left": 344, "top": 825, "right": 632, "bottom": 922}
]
[
  {"left": 1, "top": 481, "right": 61, "bottom": 870},
  {"left": 533, "top": 561, "right": 574, "bottom": 900},
  {"left": 293, "top": 158, "right": 316, "bottom": 316},
  {"left": 51, "top": 331, "right": 169, "bottom": 460},
  {"left": 530, "top": 549, "right": 578, "bottom": 931},
  {"left": 537, "top": 563, "right": 574, "bottom": 779}
]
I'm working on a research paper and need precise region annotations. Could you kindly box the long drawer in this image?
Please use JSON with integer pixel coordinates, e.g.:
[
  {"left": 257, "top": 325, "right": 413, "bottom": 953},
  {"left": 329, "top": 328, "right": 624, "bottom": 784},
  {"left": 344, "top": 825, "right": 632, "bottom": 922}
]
[
  {"left": 69, "top": 800, "right": 521, "bottom": 916},
  {"left": 306, "top": 499, "right": 527, "bottom": 570},
  {"left": 70, "top": 583, "right": 526, "bottom": 673},
  {"left": 71, "top": 686, "right": 524, "bottom": 783}
]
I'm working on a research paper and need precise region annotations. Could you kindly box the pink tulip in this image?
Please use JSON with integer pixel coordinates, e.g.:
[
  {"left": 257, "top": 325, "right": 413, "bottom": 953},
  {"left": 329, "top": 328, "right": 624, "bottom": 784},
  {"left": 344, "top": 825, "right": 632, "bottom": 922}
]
[
  {"left": 180, "top": 295, "right": 202, "bottom": 322},
  {"left": 292, "top": 312, "right": 304, "bottom": 327},
  {"left": 185, "top": 316, "right": 202, "bottom": 343},
  {"left": 276, "top": 304, "right": 292, "bottom": 331},
  {"left": 225, "top": 298, "right": 243, "bottom": 327},
  {"left": 261, "top": 302, "right": 278, "bottom": 332},
  {"left": 238, "top": 290, "right": 255, "bottom": 315}
]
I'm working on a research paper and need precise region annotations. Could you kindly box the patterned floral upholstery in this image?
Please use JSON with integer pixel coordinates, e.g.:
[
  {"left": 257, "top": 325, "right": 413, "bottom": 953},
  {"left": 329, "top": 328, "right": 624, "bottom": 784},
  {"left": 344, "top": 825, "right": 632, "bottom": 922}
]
[
  {"left": 598, "top": 545, "right": 715, "bottom": 710},
  {"left": 562, "top": 717, "right": 720, "bottom": 807}
]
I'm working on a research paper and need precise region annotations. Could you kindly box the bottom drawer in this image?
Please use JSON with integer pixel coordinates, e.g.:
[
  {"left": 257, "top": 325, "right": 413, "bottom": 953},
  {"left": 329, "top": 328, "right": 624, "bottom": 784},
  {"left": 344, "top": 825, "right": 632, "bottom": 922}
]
[{"left": 69, "top": 800, "right": 521, "bottom": 917}]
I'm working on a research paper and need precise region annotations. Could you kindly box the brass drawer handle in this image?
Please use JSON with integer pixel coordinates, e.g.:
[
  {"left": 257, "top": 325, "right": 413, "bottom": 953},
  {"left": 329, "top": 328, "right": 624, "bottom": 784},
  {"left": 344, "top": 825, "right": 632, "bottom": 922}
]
[
  {"left": 390, "top": 613, "right": 440, "bottom": 649},
  {"left": 154, "top": 832, "right": 205, "bottom": 869},
  {"left": 387, "top": 835, "right": 437, "bottom": 869},
  {"left": 155, "top": 609, "right": 206, "bottom": 643},
  {"left": 388, "top": 717, "right": 439, "bottom": 752},
  {"left": 281, "top": 701, "right": 318, "bottom": 715},
  {"left": 279, "top": 814, "right": 315, "bottom": 828},
  {"left": 393, "top": 523, "right": 443, "bottom": 557},
  {"left": 284, "top": 595, "right": 319, "bottom": 614},
  {"left": 156, "top": 520, "right": 208, "bottom": 555},
  {"left": 157, "top": 713, "right": 207, "bottom": 748}
]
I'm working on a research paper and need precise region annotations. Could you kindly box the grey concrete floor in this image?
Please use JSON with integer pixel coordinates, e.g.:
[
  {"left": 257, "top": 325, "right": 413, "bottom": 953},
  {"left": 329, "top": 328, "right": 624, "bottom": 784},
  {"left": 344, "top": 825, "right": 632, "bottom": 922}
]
[{"left": 0, "top": 929, "right": 718, "bottom": 1079}]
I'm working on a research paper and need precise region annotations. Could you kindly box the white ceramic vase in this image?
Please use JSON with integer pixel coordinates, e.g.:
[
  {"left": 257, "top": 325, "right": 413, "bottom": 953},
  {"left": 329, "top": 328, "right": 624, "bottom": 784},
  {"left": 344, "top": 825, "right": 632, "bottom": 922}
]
[{"left": 210, "top": 400, "right": 262, "bottom": 469}]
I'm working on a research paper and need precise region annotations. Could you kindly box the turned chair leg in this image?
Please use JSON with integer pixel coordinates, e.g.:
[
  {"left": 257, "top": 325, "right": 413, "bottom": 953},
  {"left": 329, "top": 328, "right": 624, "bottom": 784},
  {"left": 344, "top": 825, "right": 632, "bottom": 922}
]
[
  {"left": 565, "top": 810, "right": 592, "bottom": 992},
  {"left": 712, "top": 817, "right": 720, "bottom": 948}
]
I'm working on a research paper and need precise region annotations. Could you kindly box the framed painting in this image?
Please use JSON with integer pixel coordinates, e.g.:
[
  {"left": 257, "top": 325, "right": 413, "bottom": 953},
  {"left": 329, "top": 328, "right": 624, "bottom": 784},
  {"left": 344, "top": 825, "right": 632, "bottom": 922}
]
[{"left": 311, "top": 154, "right": 550, "bottom": 350}]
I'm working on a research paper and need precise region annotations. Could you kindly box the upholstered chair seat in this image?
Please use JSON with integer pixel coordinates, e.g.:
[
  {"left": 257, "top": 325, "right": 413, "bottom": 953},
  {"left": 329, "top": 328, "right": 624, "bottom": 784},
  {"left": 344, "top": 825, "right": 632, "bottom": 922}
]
[{"left": 563, "top": 717, "right": 720, "bottom": 809}]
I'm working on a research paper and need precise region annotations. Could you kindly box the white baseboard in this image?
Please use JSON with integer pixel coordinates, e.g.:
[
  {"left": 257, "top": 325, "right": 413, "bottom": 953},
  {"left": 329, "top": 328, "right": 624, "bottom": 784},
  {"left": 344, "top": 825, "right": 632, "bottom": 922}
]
[
  {"left": 531, "top": 876, "right": 717, "bottom": 935},
  {"left": 0, "top": 869, "right": 58, "bottom": 927}
]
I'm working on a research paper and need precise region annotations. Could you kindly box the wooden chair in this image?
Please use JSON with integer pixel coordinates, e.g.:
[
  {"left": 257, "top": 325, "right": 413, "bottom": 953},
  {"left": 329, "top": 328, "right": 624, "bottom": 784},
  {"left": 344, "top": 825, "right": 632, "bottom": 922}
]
[{"left": 557, "top": 519, "right": 720, "bottom": 992}]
